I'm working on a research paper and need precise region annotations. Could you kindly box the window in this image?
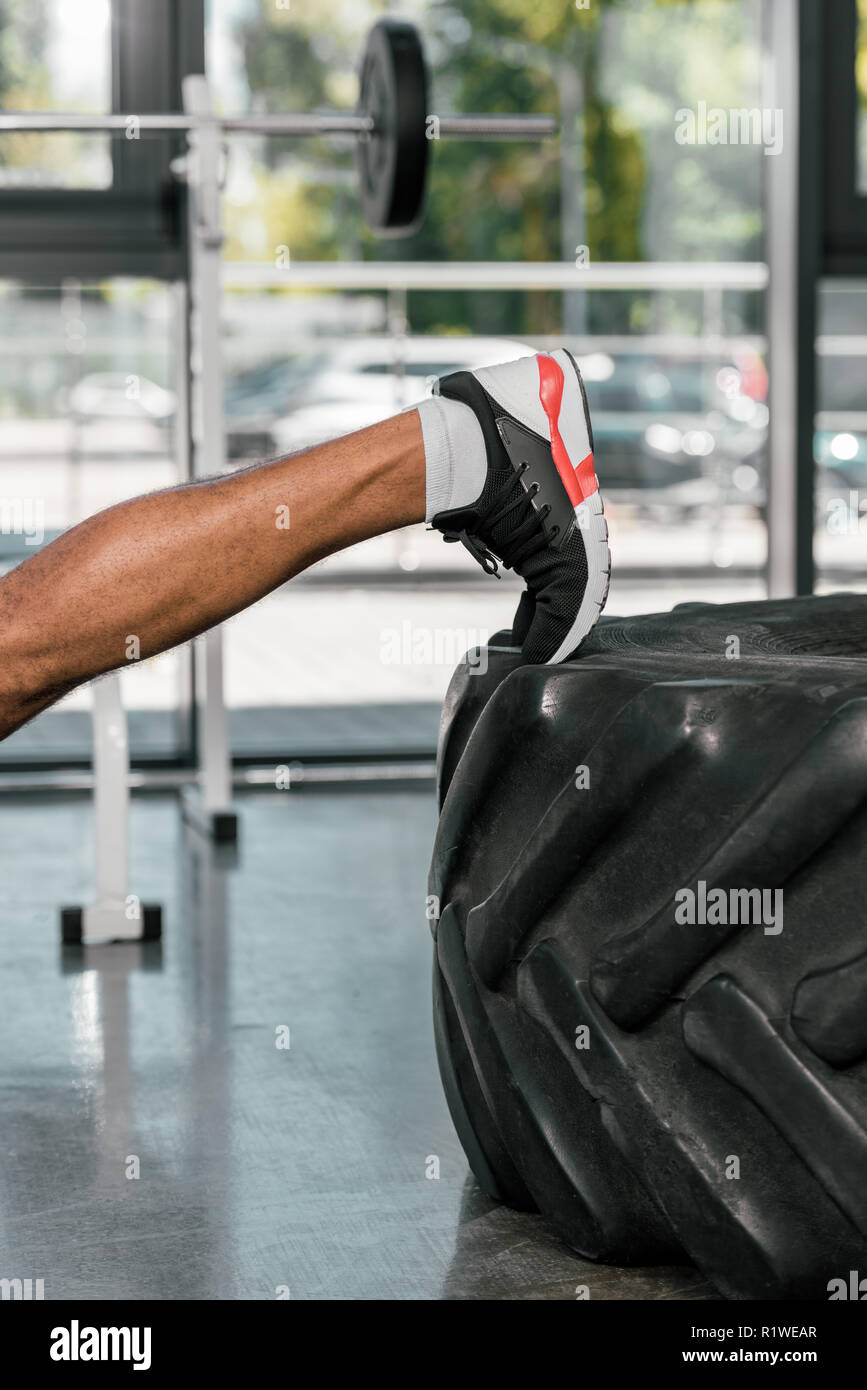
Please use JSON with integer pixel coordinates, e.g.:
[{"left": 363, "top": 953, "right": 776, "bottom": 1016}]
[
  {"left": 0, "top": 278, "right": 189, "bottom": 765},
  {"left": 0, "top": 0, "right": 112, "bottom": 189},
  {"left": 858, "top": 0, "right": 867, "bottom": 194},
  {"left": 815, "top": 280, "right": 867, "bottom": 595},
  {"left": 207, "top": 0, "right": 769, "bottom": 760},
  {"left": 0, "top": 0, "right": 204, "bottom": 280}
]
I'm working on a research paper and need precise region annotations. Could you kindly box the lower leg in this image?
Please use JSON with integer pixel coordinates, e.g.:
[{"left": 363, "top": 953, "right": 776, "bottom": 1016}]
[{"left": 0, "top": 409, "right": 424, "bottom": 740}]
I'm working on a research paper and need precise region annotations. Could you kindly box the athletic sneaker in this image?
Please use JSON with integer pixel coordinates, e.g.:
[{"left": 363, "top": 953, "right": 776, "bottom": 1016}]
[{"left": 429, "top": 350, "right": 610, "bottom": 665}]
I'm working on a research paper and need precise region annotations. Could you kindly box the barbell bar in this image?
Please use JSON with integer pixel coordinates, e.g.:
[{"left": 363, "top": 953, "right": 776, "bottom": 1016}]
[
  {"left": 0, "top": 112, "right": 556, "bottom": 138},
  {"left": 0, "top": 18, "right": 558, "bottom": 235}
]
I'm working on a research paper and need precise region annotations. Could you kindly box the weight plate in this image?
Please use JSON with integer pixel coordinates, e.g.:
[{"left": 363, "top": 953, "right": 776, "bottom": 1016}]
[{"left": 356, "top": 18, "right": 429, "bottom": 235}]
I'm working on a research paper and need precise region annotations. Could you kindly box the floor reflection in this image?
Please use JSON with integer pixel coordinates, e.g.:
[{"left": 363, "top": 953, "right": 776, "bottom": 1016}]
[{"left": 1, "top": 789, "right": 714, "bottom": 1300}]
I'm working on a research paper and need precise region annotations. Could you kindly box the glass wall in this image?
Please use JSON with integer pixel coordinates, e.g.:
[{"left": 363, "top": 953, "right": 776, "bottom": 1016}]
[
  {"left": 0, "top": 0, "right": 800, "bottom": 768},
  {"left": 0, "top": 278, "right": 188, "bottom": 764},
  {"left": 858, "top": 0, "right": 867, "bottom": 195},
  {"left": 207, "top": 0, "right": 769, "bottom": 759},
  {"left": 0, "top": 0, "right": 112, "bottom": 189},
  {"left": 815, "top": 279, "right": 867, "bottom": 595}
]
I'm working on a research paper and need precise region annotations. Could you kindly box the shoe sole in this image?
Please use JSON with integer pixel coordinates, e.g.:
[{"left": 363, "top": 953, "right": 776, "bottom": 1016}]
[
  {"left": 474, "top": 349, "right": 611, "bottom": 663},
  {"left": 540, "top": 350, "right": 611, "bottom": 663}
]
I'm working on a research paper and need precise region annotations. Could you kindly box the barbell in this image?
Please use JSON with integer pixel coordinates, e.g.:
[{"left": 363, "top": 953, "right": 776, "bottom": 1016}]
[{"left": 0, "top": 18, "right": 557, "bottom": 236}]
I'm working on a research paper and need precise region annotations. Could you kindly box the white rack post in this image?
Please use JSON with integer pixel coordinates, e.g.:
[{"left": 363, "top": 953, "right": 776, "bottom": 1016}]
[
  {"left": 60, "top": 674, "right": 162, "bottom": 944},
  {"left": 180, "top": 74, "right": 237, "bottom": 844}
]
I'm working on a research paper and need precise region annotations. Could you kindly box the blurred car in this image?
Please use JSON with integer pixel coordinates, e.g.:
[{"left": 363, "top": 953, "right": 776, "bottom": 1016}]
[
  {"left": 700, "top": 426, "right": 867, "bottom": 525},
  {"left": 815, "top": 429, "right": 867, "bottom": 528},
  {"left": 269, "top": 336, "right": 536, "bottom": 455},
  {"left": 227, "top": 336, "right": 778, "bottom": 515},
  {"left": 577, "top": 348, "right": 768, "bottom": 512},
  {"left": 224, "top": 357, "right": 318, "bottom": 460},
  {"left": 65, "top": 372, "right": 175, "bottom": 423}
]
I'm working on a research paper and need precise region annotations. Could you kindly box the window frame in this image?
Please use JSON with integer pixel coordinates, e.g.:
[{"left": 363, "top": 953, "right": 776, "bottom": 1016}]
[
  {"left": 0, "top": 0, "right": 205, "bottom": 280},
  {"left": 822, "top": 0, "right": 867, "bottom": 273}
]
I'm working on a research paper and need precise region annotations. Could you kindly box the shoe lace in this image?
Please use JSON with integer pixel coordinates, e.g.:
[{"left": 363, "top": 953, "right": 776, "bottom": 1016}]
[{"left": 439, "top": 464, "right": 559, "bottom": 577}]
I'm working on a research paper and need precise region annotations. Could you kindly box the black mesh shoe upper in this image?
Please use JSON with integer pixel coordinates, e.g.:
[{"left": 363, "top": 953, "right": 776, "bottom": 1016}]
[{"left": 431, "top": 369, "right": 589, "bottom": 665}]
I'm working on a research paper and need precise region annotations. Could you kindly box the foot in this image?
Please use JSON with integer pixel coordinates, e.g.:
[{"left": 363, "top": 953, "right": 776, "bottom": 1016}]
[{"left": 429, "top": 350, "right": 610, "bottom": 664}]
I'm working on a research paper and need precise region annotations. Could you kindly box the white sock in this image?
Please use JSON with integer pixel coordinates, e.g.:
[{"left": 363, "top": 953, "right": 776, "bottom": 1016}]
[{"left": 416, "top": 396, "right": 487, "bottom": 521}]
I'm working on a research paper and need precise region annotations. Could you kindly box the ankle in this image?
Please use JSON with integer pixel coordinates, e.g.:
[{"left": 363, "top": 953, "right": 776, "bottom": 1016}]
[{"left": 416, "top": 396, "right": 486, "bottom": 521}]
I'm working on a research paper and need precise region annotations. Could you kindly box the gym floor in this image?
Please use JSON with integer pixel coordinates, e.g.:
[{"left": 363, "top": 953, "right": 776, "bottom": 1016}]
[{"left": 0, "top": 788, "right": 714, "bottom": 1300}]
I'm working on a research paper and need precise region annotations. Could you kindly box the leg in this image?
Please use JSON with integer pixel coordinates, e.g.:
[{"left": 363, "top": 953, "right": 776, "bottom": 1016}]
[
  {"left": 0, "top": 349, "right": 609, "bottom": 744},
  {"left": 0, "top": 410, "right": 424, "bottom": 741}
]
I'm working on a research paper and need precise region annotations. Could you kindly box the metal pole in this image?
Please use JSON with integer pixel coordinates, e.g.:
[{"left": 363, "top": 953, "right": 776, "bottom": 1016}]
[
  {"left": 81, "top": 674, "right": 141, "bottom": 944},
  {"left": 172, "top": 280, "right": 196, "bottom": 766},
  {"left": 0, "top": 110, "right": 556, "bottom": 138},
  {"left": 93, "top": 676, "right": 128, "bottom": 913},
  {"left": 764, "top": 0, "right": 800, "bottom": 598},
  {"left": 183, "top": 75, "right": 234, "bottom": 832},
  {"left": 560, "top": 61, "right": 586, "bottom": 339},
  {"left": 0, "top": 112, "right": 372, "bottom": 134},
  {"left": 432, "top": 115, "right": 558, "bottom": 138},
  {"left": 220, "top": 260, "right": 768, "bottom": 292}
]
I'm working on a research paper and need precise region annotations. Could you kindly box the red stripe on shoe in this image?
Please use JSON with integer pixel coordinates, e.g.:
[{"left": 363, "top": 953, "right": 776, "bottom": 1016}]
[
  {"left": 537, "top": 354, "right": 598, "bottom": 504},
  {"left": 574, "top": 450, "right": 598, "bottom": 501}
]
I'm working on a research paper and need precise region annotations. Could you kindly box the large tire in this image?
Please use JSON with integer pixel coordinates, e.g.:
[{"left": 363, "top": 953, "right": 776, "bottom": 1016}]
[{"left": 429, "top": 594, "right": 867, "bottom": 1300}]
